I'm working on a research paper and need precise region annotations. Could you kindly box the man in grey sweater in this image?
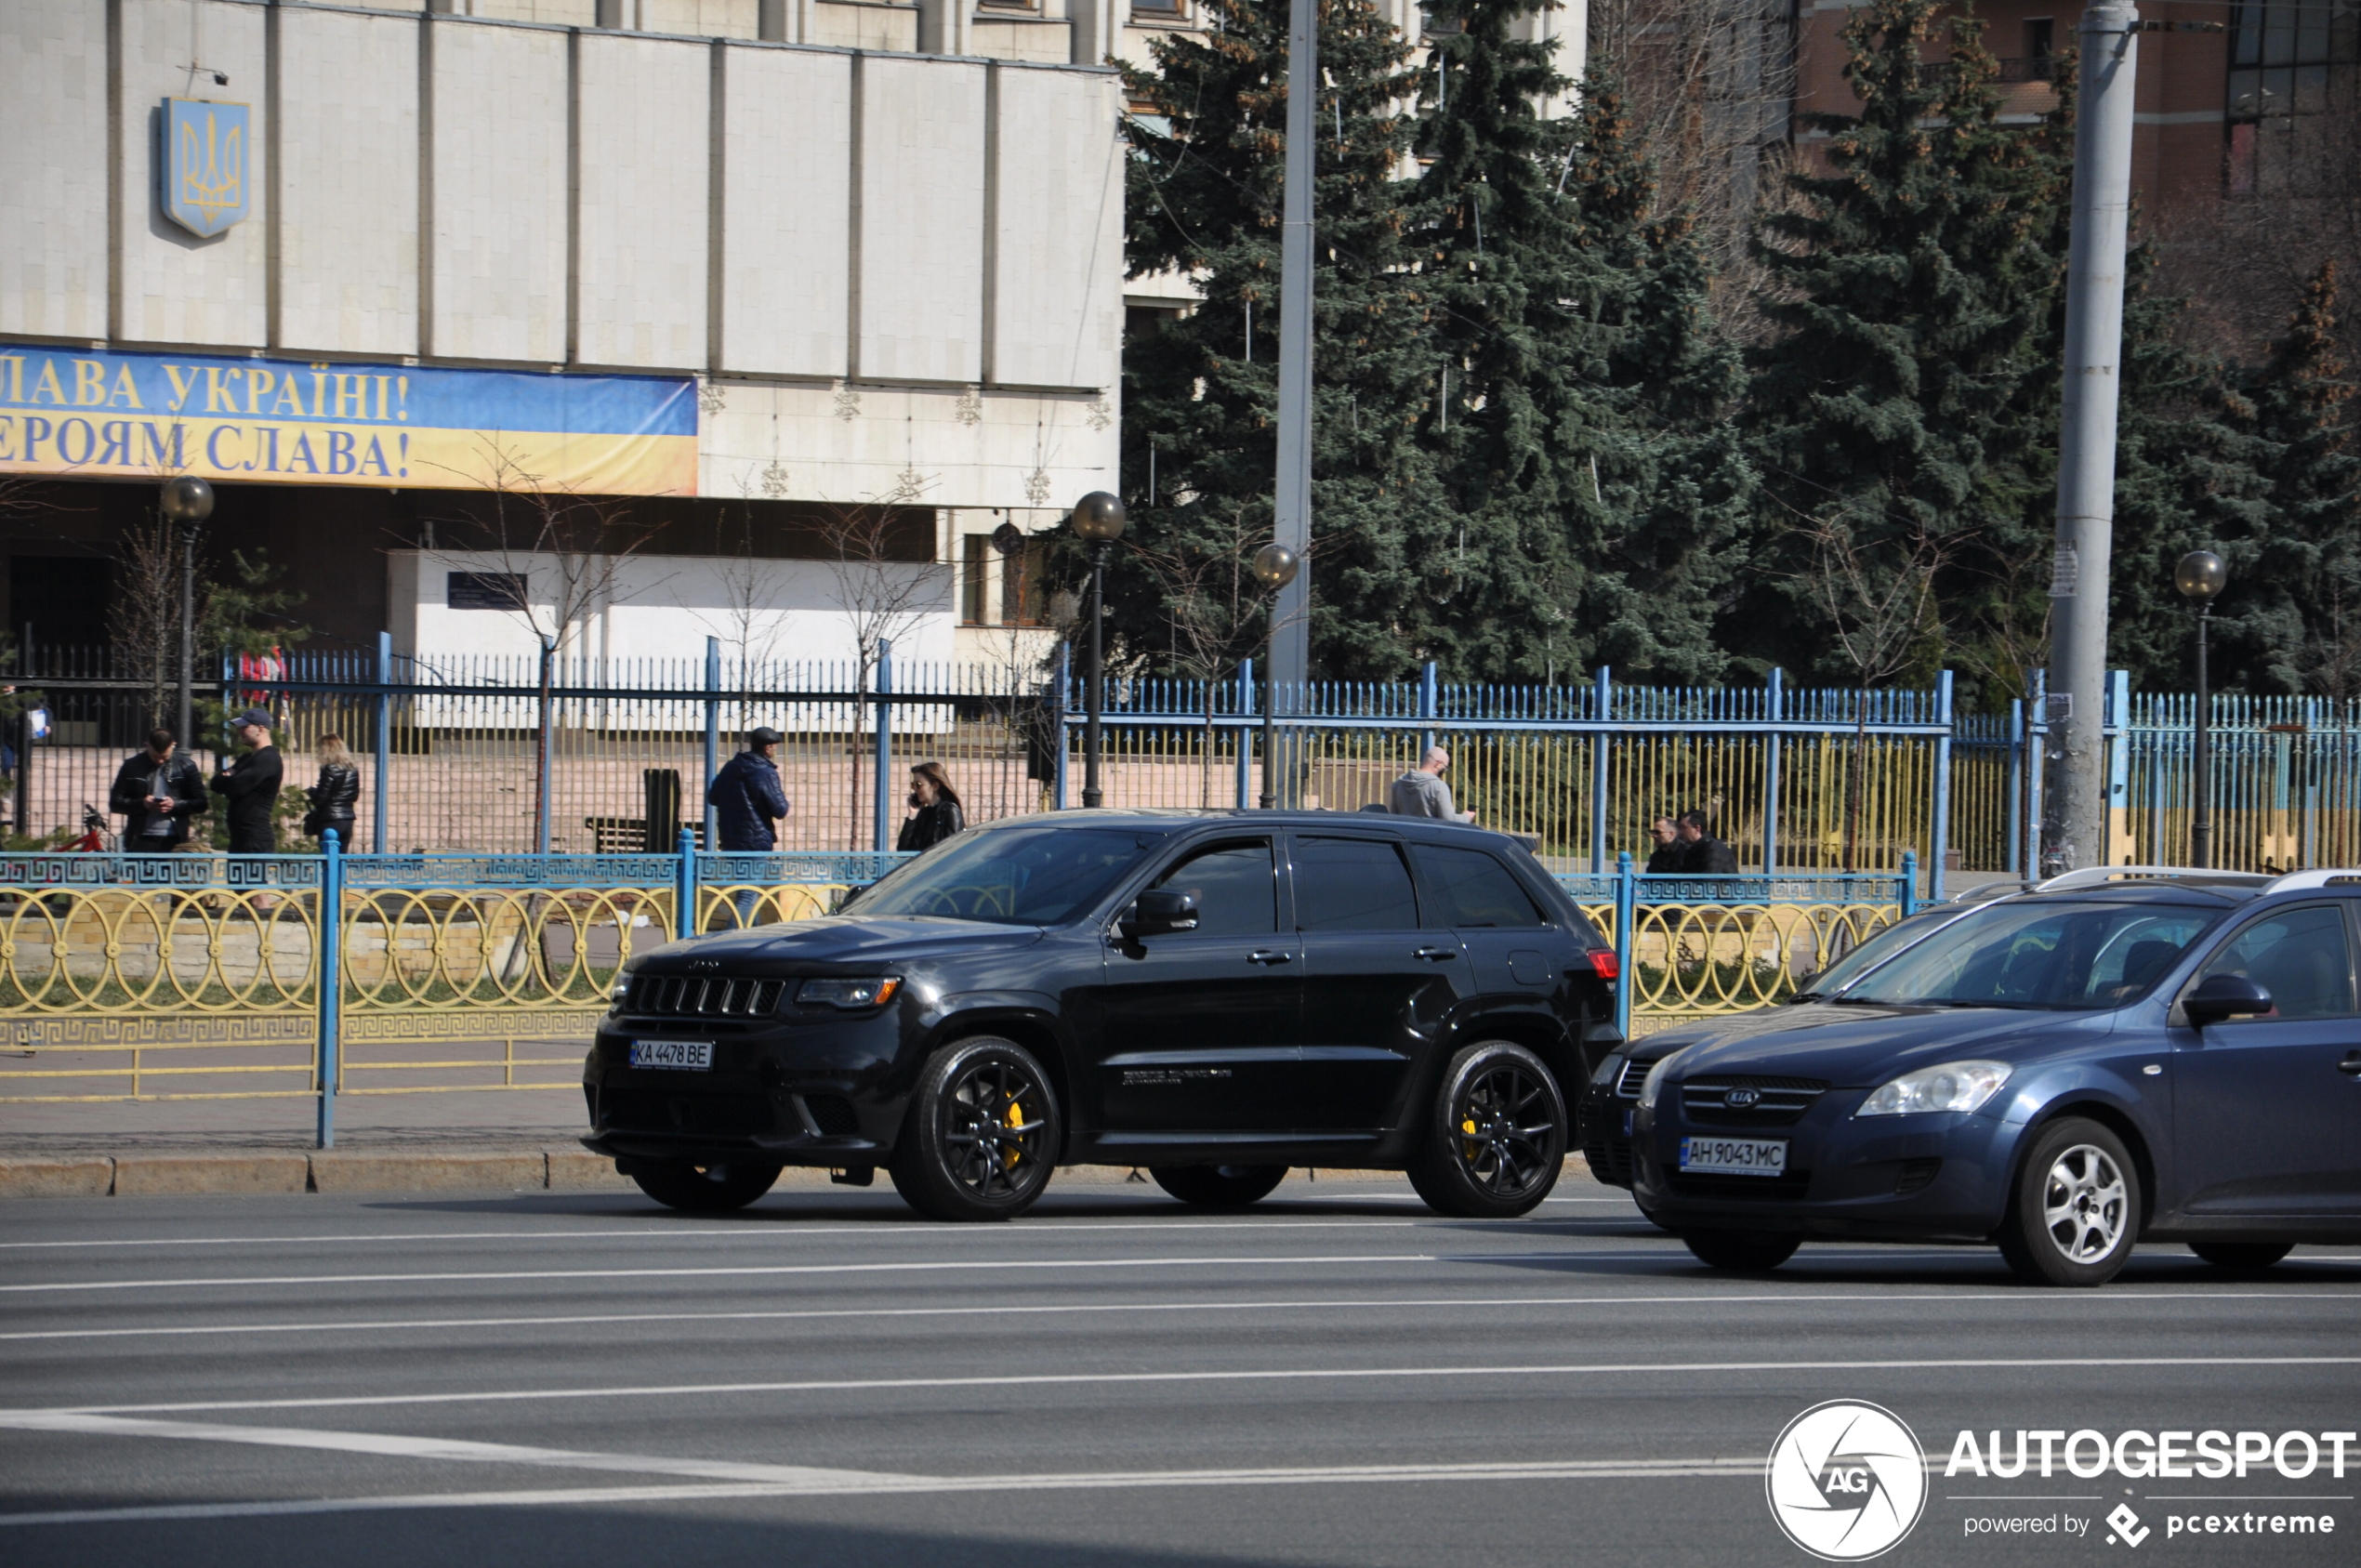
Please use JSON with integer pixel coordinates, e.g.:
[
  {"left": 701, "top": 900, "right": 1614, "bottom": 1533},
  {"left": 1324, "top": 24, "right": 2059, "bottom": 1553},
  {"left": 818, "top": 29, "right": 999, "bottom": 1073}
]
[{"left": 1388, "top": 746, "right": 1476, "bottom": 824}]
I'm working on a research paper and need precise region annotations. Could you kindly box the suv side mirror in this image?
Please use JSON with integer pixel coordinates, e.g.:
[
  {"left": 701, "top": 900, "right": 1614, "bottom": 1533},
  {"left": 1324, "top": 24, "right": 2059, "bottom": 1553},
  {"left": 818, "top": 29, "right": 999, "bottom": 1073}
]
[
  {"left": 2183, "top": 972, "right": 2274, "bottom": 1028},
  {"left": 1123, "top": 889, "right": 1199, "bottom": 939}
]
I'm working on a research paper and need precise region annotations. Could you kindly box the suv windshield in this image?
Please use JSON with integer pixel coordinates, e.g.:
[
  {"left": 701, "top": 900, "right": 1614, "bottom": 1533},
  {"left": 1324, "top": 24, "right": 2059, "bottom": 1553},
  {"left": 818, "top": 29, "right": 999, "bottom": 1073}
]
[
  {"left": 1837, "top": 901, "right": 2219, "bottom": 1010},
  {"left": 850, "top": 826, "right": 1157, "bottom": 926}
]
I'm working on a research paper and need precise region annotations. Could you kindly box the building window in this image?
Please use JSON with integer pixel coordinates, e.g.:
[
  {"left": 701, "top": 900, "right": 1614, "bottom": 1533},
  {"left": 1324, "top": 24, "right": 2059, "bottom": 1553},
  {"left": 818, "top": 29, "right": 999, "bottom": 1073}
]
[
  {"left": 2227, "top": 0, "right": 2359, "bottom": 121},
  {"left": 961, "top": 535, "right": 989, "bottom": 625},
  {"left": 1130, "top": 0, "right": 1185, "bottom": 19}
]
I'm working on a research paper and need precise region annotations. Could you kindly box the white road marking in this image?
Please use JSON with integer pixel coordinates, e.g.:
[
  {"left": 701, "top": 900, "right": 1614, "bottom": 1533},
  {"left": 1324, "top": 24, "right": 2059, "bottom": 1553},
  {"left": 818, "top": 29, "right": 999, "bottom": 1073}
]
[
  {"left": 0, "top": 1456, "right": 1769, "bottom": 1529},
  {"left": 0, "top": 1218, "right": 1451, "bottom": 1252},
  {"left": 0, "top": 1250, "right": 1718, "bottom": 1295},
  {"left": 0, "top": 1288, "right": 2343, "bottom": 1345},
  {"left": 24, "top": 1354, "right": 2361, "bottom": 1419}
]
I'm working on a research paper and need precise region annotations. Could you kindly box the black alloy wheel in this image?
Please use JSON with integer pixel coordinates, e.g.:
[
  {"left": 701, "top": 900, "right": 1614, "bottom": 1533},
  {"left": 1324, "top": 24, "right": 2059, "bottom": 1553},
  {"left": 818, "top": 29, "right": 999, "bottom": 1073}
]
[
  {"left": 627, "top": 1159, "right": 784, "bottom": 1213},
  {"left": 1406, "top": 1041, "right": 1567, "bottom": 1219},
  {"left": 2187, "top": 1241, "right": 2293, "bottom": 1274},
  {"left": 1151, "top": 1165, "right": 1288, "bottom": 1207},
  {"left": 1682, "top": 1229, "right": 1802, "bottom": 1272},
  {"left": 890, "top": 1036, "right": 1062, "bottom": 1221}
]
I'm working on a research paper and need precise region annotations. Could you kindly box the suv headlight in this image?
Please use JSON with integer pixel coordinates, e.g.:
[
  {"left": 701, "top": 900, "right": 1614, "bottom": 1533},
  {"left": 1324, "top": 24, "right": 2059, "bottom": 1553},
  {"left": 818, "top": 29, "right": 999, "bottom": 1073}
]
[
  {"left": 1638, "top": 1048, "right": 1688, "bottom": 1112},
  {"left": 609, "top": 975, "right": 632, "bottom": 1007},
  {"left": 1855, "top": 1060, "right": 2011, "bottom": 1117},
  {"left": 797, "top": 977, "right": 903, "bottom": 1010}
]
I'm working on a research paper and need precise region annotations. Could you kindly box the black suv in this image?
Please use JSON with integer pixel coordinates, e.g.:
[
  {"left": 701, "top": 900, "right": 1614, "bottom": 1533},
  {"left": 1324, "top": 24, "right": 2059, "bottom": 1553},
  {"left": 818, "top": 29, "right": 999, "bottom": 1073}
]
[{"left": 585, "top": 811, "right": 1621, "bottom": 1220}]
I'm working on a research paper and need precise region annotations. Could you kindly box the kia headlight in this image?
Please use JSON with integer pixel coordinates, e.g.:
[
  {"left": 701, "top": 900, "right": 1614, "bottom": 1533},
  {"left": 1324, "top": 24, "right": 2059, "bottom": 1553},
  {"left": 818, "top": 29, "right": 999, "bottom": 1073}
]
[
  {"left": 1854, "top": 1060, "right": 2011, "bottom": 1117},
  {"left": 796, "top": 977, "right": 903, "bottom": 1010},
  {"left": 1637, "top": 1048, "right": 1689, "bottom": 1112}
]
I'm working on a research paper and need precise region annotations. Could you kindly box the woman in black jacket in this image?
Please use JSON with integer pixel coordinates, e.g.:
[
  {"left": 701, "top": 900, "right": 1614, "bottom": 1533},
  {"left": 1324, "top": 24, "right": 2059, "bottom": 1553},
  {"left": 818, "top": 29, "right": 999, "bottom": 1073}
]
[
  {"left": 896, "top": 761, "right": 964, "bottom": 852},
  {"left": 304, "top": 733, "right": 363, "bottom": 850}
]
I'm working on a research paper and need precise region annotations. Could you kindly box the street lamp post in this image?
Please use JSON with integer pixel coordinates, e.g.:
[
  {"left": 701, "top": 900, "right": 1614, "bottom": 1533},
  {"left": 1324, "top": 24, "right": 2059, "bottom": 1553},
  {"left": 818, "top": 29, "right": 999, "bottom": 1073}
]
[
  {"left": 2175, "top": 550, "right": 2228, "bottom": 868},
  {"left": 1251, "top": 543, "right": 1299, "bottom": 810},
  {"left": 1069, "top": 492, "right": 1127, "bottom": 810},
  {"left": 158, "top": 477, "right": 216, "bottom": 748}
]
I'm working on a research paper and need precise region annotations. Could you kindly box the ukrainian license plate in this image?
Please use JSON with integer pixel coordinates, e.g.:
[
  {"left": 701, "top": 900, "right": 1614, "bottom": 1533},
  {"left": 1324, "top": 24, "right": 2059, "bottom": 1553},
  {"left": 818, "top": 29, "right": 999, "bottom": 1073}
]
[
  {"left": 629, "top": 1040, "right": 712, "bottom": 1071},
  {"left": 1679, "top": 1136, "right": 1787, "bottom": 1176}
]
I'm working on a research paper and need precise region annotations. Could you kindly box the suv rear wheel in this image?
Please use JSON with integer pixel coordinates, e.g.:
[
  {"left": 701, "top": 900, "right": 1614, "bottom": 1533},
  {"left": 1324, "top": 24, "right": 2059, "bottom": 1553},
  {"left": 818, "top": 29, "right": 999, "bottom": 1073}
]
[
  {"left": 628, "top": 1159, "right": 782, "bottom": 1213},
  {"left": 1151, "top": 1165, "right": 1288, "bottom": 1207},
  {"left": 1996, "top": 1117, "right": 2141, "bottom": 1286},
  {"left": 1406, "top": 1041, "right": 1566, "bottom": 1219},
  {"left": 889, "top": 1036, "right": 1062, "bottom": 1221}
]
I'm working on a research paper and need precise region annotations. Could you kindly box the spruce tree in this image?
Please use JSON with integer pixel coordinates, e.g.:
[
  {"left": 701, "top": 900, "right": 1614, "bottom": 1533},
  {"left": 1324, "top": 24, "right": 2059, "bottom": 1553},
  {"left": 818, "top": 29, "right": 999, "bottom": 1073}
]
[
  {"left": 1110, "top": 0, "right": 1441, "bottom": 680},
  {"left": 1738, "top": 0, "right": 2063, "bottom": 688}
]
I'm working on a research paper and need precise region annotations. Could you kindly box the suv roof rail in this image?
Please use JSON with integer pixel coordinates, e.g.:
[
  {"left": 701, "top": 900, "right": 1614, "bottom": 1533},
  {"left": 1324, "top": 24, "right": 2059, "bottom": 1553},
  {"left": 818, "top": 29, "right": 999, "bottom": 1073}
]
[
  {"left": 2034, "top": 864, "right": 2273, "bottom": 892},
  {"left": 2262, "top": 869, "right": 2361, "bottom": 893}
]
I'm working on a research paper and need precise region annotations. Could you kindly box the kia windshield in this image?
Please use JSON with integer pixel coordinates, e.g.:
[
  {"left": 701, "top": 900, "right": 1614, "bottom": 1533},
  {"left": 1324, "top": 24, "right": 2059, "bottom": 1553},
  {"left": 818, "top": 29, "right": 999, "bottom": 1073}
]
[
  {"left": 849, "top": 826, "right": 1160, "bottom": 926},
  {"left": 1834, "top": 901, "right": 2219, "bottom": 1010}
]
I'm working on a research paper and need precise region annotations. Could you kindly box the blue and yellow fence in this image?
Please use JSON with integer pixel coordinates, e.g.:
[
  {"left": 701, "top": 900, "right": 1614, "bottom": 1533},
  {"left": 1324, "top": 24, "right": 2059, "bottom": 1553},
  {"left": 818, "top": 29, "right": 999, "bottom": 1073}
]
[{"left": 0, "top": 838, "right": 1912, "bottom": 1131}]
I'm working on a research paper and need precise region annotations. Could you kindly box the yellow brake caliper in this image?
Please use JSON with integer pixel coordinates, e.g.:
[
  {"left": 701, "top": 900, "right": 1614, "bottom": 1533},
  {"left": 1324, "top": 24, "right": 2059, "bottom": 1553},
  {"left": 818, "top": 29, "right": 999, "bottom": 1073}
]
[{"left": 1003, "top": 1100, "right": 1028, "bottom": 1166}]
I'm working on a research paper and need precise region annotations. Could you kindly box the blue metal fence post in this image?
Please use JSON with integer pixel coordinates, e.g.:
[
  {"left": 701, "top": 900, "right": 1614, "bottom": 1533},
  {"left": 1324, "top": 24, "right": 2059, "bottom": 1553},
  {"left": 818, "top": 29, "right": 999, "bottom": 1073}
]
[
  {"left": 1762, "top": 667, "right": 1783, "bottom": 878},
  {"left": 1930, "top": 670, "right": 1953, "bottom": 903},
  {"left": 1419, "top": 660, "right": 1438, "bottom": 758},
  {"left": 2005, "top": 697, "right": 2025, "bottom": 878},
  {"left": 372, "top": 631, "right": 391, "bottom": 854},
  {"left": 2028, "top": 669, "right": 2049, "bottom": 879},
  {"left": 702, "top": 637, "right": 721, "bottom": 851},
  {"left": 675, "top": 826, "right": 698, "bottom": 940},
  {"left": 872, "top": 639, "right": 893, "bottom": 851},
  {"left": 2105, "top": 668, "right": 2131, "bottom": 867},
  {"left": 1900, "top": 850, "right": 1919, "bottom": 917},
  {"left": 315, "top": 829, "right": 343, "bottom": 1150},
  {"left": 1613, "top": 850, "right": 1636, "bottom": 1039},
  {"left": 1589, "top": 667, "right": 1613, "bottom": 875},
  {"left": 1235, "top": 657, "right": 1254, "bottom": 810},
  {"left": 1052, "top": 643, "right": 1070, "bottom": 810}
]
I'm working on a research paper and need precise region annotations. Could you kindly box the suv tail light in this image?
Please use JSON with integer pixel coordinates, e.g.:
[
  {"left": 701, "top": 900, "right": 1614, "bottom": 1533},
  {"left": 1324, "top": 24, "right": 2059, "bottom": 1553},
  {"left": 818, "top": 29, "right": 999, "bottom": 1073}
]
[{"left": 1586, "top": 950, "right": 1620, "bottom": 981}]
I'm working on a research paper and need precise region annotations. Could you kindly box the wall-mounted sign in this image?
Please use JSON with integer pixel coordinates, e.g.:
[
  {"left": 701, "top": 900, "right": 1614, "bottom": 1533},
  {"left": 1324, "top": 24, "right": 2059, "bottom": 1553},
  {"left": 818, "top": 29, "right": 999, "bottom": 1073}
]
[
  {"left": 0, "top": 344, "right": 697, "bottom": 495},
  {"left": 162, "top": 99, "right": 250, "bottom": 238}
]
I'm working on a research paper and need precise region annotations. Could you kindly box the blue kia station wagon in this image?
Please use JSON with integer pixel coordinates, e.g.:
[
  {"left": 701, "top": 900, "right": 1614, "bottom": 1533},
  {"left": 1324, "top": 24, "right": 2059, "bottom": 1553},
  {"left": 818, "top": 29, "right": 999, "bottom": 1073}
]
[{"left": 1629, "top": 867, "right": 2361, "bottom": 1285}]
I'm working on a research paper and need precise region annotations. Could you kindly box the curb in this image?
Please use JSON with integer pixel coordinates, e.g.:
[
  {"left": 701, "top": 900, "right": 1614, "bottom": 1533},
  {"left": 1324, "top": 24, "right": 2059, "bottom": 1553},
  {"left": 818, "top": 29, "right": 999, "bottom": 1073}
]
[{"left": 0, "top": 1152, "right": 1587, "bottom": 1200}]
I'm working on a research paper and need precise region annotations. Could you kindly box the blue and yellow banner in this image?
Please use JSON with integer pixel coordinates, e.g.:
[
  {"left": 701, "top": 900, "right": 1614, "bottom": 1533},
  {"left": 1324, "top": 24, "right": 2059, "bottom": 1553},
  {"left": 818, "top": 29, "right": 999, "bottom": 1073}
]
[{"left": 0, "top": 344, "right": 698, "bottom": 495}]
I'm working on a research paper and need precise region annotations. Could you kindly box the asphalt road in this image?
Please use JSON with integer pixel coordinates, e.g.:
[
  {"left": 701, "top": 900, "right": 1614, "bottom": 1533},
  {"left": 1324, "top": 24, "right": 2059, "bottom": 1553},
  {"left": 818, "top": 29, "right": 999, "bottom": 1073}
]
[{"left": 2, "top": 1176, "right": 2356, "bottom": 1567}]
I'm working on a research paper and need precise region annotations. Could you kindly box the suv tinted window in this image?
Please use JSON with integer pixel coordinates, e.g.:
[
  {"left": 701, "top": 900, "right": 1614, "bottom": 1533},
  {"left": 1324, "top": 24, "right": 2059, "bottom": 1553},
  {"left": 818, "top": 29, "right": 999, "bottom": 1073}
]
[
  {"left": 1412, "top": 844, "right": 1545, "bottom": 929},
  {"left": 1294, "top": 837, "right": 1418, "bottom": 931},
  {"left": 2192, "top": 903, "right": 2355, "bottom": 1021},
  {"left": 1151, "top": 839, "right": 1276, "bottom": 936}
]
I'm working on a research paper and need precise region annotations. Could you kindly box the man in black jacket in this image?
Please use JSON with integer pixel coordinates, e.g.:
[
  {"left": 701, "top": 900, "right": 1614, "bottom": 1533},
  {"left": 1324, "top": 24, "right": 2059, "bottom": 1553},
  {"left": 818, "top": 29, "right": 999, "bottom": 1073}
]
[
  {"left": 210, "top": 708, "right": 285, "bottom": 854},
  {"left": 109, "top": 728, "right": 207, "bottom": 852},
  {"left": 1676, "top": 809, "right": 1740, "bottom": 876}
]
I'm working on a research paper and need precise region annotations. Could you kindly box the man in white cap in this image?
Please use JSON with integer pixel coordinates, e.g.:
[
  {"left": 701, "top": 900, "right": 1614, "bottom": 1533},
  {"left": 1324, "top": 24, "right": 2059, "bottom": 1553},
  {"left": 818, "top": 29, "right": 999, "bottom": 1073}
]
[{"left": 1388, "top": 746, "right": 1475, "bottom": 824}]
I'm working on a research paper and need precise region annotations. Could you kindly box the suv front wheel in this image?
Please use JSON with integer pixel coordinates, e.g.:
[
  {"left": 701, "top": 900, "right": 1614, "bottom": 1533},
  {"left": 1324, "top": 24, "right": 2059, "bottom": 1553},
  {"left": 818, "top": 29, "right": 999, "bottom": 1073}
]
[
  {"left": 890, "top": 1036, "right": 1062, "bottom": 1221},
  {"left": 1407, "top": 1041, "right": 1566, "bottom": 1219},
  {"left": 627, "top": 1159, "right": 783, "bottom": 1213},
  {"left": 1151, "top": 1165, "right": 1288, "bottom": 1207}
]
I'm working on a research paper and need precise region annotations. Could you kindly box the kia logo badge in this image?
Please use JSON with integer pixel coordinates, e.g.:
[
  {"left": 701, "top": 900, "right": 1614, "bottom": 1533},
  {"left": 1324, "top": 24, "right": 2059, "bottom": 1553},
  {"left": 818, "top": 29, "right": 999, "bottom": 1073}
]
[{"left": 1725, "top": 1087, "right": 1761, "bottom": 1109}]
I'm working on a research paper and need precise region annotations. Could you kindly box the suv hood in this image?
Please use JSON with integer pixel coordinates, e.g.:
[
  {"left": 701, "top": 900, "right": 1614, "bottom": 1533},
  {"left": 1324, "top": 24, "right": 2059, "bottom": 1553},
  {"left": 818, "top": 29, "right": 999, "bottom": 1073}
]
[
  {"left": 645, "top": 917, "right": 1048, "bottom": 968},
  {"left": 1661, "top": 1005, "right": 2109, "bottom": 1087}
]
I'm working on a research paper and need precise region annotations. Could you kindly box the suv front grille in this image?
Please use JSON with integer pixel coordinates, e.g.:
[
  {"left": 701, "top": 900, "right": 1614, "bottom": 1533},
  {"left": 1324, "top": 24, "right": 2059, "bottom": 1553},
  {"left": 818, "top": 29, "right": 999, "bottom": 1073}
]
[
  {"left": 601, "top": 1087, "right": 775, "bottom": 1136},
  {"left": 633, "top": 975, "right": 785, "bottom": 1020},
  {"left": 1680, "top": 1074, "right": 1827, "bottom": 1127}
]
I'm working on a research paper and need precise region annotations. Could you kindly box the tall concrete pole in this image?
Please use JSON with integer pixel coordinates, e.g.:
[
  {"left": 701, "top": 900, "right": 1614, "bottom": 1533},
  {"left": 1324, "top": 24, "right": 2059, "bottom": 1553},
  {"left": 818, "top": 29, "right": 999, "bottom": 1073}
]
[
  {"left": 1269, "top": 0, "right": 1316, "bottom": 709},
  {"left": 2040, "top": 2, "right": 2139, "bottom": 877}
]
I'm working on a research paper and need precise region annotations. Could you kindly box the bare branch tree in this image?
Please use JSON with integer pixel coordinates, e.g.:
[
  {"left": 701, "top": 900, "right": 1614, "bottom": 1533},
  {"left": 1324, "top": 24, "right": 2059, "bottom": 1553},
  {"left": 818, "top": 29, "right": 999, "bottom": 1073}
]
[
  {"left": 1789, "top": 516, "right": 1949, "bottom": 870},
  {"left": 811, "top": 488, "right": 954, "bottom": 850},
  {"left": 424, "top": 438, "right": 666, "bottom": 851},
  {"left": 1129, "top": 507, "right": 1286, "bottom": 808},
  {"left": 683, "top": 484, "right": 799, "bottom": 731}
]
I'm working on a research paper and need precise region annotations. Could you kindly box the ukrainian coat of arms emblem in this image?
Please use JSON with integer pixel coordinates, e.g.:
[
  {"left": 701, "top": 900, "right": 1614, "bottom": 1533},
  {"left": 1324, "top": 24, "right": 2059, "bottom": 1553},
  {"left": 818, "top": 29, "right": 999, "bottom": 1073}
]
[{"left": 162, "top": 98, "right": 250, "bottom": 238}]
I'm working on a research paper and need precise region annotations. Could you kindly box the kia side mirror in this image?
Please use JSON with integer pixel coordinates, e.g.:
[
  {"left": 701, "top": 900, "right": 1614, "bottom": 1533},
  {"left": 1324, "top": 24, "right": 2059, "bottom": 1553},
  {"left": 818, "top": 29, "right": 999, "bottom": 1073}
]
[
  {"left": 2182, "top": 972, "right": 2274, "bottom": 1028},
  {"left": 1123, "top": 889, "right": 1199, "bottom": 938}
]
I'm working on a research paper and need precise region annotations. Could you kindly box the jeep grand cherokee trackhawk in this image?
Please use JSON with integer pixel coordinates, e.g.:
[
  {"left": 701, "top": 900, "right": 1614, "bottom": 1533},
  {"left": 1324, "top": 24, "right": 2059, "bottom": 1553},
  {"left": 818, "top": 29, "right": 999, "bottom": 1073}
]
[{"left": 584, "top": 811, "right": 1620, "bottom": 1220}]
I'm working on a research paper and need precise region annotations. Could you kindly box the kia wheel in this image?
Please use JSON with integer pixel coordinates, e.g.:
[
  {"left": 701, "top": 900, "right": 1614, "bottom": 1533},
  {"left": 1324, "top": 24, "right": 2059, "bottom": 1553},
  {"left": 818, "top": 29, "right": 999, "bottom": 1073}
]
[
  {"left": 2187, "top": 1241, "right": 2292, "bottom": 1274},
  {"left": 1682, "top": 1229, "right": 1800, "bottom": 1272},
  {"left": 1996, "top": 1117, "right": 2140, "bottom": 1287}
]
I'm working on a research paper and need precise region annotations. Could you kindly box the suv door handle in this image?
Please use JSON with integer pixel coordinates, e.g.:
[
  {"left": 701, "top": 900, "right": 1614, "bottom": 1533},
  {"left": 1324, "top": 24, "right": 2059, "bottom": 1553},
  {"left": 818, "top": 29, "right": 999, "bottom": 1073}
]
[
  {"left": 1246, "top": 949, "right": 1294, "bottom": 966},
  {"left": 2340, "top": 1051, "right": 2361, "bottom": 1077},
  {"left": 1414, "top": 946, "right": 1458, "bottom": 962}
]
